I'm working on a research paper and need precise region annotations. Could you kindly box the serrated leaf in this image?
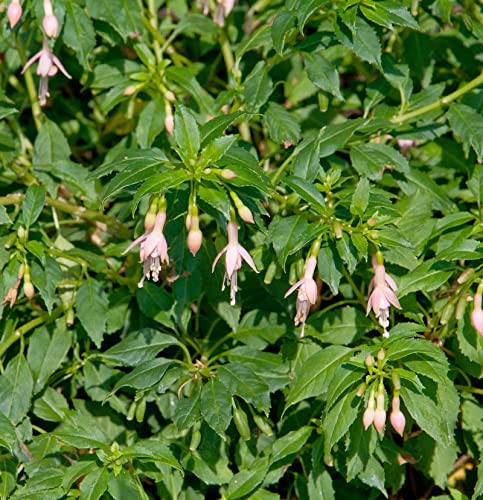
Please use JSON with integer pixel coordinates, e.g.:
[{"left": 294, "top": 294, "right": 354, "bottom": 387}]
[
  {"left": 304, "top": 52, "right": 343, "bottom": 100},
  {"left": 263, "top": 102, "right": 301, "bottom": 145},
  {"left": 201, "top": 379, "right": 232, "bottom": 435},
  {"left": 112, "top": 358, "right": 173, "bottom": 392},
  {"left": 317, "top": 242, "right": 343, "bottom": 295},
  {"left": 336, "top": 16, "right": 381, "bottom": 66},
  {"left": 271, "top": 11, "right": 296, "bottom": 55},
  {"left": 30, "top": 257, "right": 62, "bottom": 314},
  {"left": 292, "top": 132, "right": 321, "bottom": 181},
  {"left": 397, "top": 259, "right": 454, "bottom": 297},
  {"left": 200, "top": 112, "right": 244, "bottom": 147},
  {"left": 0, "top": 354, "right": 33, "bottom": 425},
  {"left": 268, "top": 215, "right": 310, "bottom": 269},
  {"left": 32, "top": 119, "right": 70, "bottom": 165},
  {"left": 271, "top": 426, "right": 312, "bottom": 463},
  {"left": 33, "top": 387, "right": 69, "bottom": 422},
  {"left": 86, "top": 0, "right": 142, "bottom": 40},
  {"left": 22, "top": 184, "right": 46, "bottom": 228},
  {"left": 447, "top": 103, "right": 483, "bottom": 158},
  {"left": 0, "top": 205, "right": 11, "bottom": 224},
  {"left": 350, "top": 177, "right": 370, "bottom": 216},
  {"left": 319, "top": 119, "right": 364, "bottom": 158},
  {"left": 200, "top": 135, "right": 238, "bottom": 167},
  {"left": 102, "top": 329, "right": 179, "bottom": 366},
  {"left": 285, "top": 345, "right": 351, "bottom": 410},
  {"left": 227, "top": 457, "right": 270, "bottom": 499},
  {"left": 284, "top": 176, "right": 326, "bottom": 212},
  {"left": 136, "top": 97, "right": 165, "bottom": 149},
  {"left": 174, "top": 387, "right": 201, "bottom": 430},
  {"left": 122, "top": 440, "right": 182, "bottom": 471},
  {"left": 218, "top": 363, "right": 271, "bottom": 413},
  {"left": 243, "top": 62, "right": 274, "bottom": 113},
  {"left": 350, "top": 142, "right": 409, "bottom": 180},
  {"left": 174, "top": 105, "right": 200, "bottom": 163},
  {"left": 75, "top": 279, "right": 109, "bottom": 348},
  {"left": 79, "top": 467, "right": 109, "bottom": 500},
  {"left": 63, "top": 1, "right": 96, "bottom": 70},
  {"left": 54, "top": 411, "right": 109, "bottom": 448}
]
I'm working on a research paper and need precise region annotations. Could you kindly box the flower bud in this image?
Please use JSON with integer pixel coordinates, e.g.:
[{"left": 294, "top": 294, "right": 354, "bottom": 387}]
[
  {"left": 165, "top": 102, "right": 174, "bottom": 135},
  {"left": 373, "top": 393, "right": 386, "bottom": 434},
  {"left": 390, "top": 396, "right": 406, "bottom": 436},
  {"left": 221, "top": 169, "right": 236, "bottom": 180},
  {"left": 377, "top": 348, "right": 385, "bottom": 362},
  {"left": 42, "top": 14, "right": 59, "bottom": 37},
  {"left": 23, "top": 280, "right": 35, "bottom": 300},
  {"left": 144, "top": 198, "right": 158, "bottom": 232},
  {"left": 471, "top": 292, "right": 483, "bottom": 336},
  {"left": 365, "top": 354, "right": 374, "bottom": 368},
  {"left": 8, "top": 1, "right": 22, "bottom": 28},
  {"left": 187, "top": 227, "right": 203, "bottom": 256},
  {"left": 363, "top": 390, "right": 375, "bottom": 430},
  {"left": 238, "top": 205, "right": 254, "bottom": 224},
  {"left": 123, "top": 85, "right": 137, "bottom": 96},
  {"left": 233, "top": 405, "right": 251, "bottom": 441}
]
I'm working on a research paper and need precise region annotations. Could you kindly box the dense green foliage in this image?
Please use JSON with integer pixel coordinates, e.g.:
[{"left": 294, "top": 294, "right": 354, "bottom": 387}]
[{"left": 0, "top": 0, "right": 482, "bottom": 498}]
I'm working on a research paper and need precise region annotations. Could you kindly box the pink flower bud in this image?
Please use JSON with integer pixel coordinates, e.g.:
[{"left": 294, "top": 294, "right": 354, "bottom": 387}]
[
  {"left": 374, "top": 393, "right": 386, "bottom": 434},
  {"left": 238, "top": 205, "right": 254, "bottom": 224},
  {"left": 42, "top": 14, "right": 59, "bottom": 38},
  {"left": 8, "top": 1, "right": 22, "bottom": 28},
  {"left": 365, "top": 354, "right": 374, "bottom": 368},
  {"left": 124, "top": 85, "right": 137, "bottom": 96},
  {"left": 165, "top": 103, "right": 174, "bottom": 135},
  {"left": 187, "top": 228, "right": 203, "bottom": 256},
  {"left": 390, "top": 397, "right": 406, "bottom": 436},
  {"left": 471, "top": 292, "right": 483, "bottom": 336},
  {"left": 363, "top": 408, "right": 375, "bottom": 430},
  {"left": 221, "top": 169, "right": 236, "bottom": 180}
]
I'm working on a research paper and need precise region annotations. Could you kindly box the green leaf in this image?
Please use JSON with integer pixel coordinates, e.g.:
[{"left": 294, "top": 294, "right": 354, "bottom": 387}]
[
  {"left": 268, "top": 215, "right": 310, "bottom": 269},
  {"left": 200, "top": 112, "right": 244, "bottom": 147},
  {"left": 350, "top": 142, "right": 410, "bottom": 180},
  {"left": 33, "top": 386, "right": 69, "bottom": 422},
  {"left": 75, "top": 278, "right": 109, "bottom": 348},
  {"left": 0, "top": 205, "right": 11, "bottom": 224},
  {"left": 235, "top": 25, "right": 273, "bottom": 62},
  {"left": 304, "top": 52, "right": 343, "bottom": 100},
  {"left": 336, "top": 16, "right": 381, "bottom": 66},
  {"left": 350, "top": 177, "right": 370, "bottom": 217},
  {"left": 63, "top": 1, "right": 96, "bottom": 69},
  {"left": 447, "top": 103, "right": 483, "bottom": 158},
  {"left": 0, "top": 411, "right": 17, "bottom": 452},
  {"left": 102, "top": 329, "right": 179, "bottom": 366},
  {"left": 317, "top": 242, "right": 343, "bottom": 295},
  {"left": 112, "top": 358, "right": 173, "bottom": 392},
  {"left": 201, "top": 379, "right": 232, "bottom": 435},
  {"left": 319, "top": 119, "right": 364, "bottom": 158},
  {"left": 217, "top": 363, "right": 271, "bottom": 413},
  {"left": 227, "top": 457, "right": 270, "bottom": 499},
  {"left": 131, "top": 169, "right": 190, "bottom": 214},
  {"left": 30, "top": 256, "right": 62, "bottom": 314},
  {"left": 322, "top": 387, "right": 361, "bottom": 455},
  {"left": 174, "top": 387, "right": 202, "bottom": 430},
  {"left": 0, "top": 354, "right": 33, "bottom": 424},
  {"left": 32, "top": 119, "right": 70, "bottom": 165},
  {"left": 54, "top": 411, "right": 109, "bottom": 448},
  {"left": 22, "top": 184, "right": 46, "bottom": 228},
  {"left": 284, "top": 176, "right": 326, "bottom": 212},
  {"left": 292, "top": 132, "right": 321, "bottom": 181},
  {"left": 200, "top": 135, "right": 238, "bottom": 167},
  {"left": 79, "top": 467, "right": 110, "bottom": 500},
  {"left": 136, "top": 97, "right": 166, "bottom": 149},
  {"left": 174, "top": 104, "right": 201, "bottom": 163},
  {"left": 397, "top": 259, "right": 454, "bottom": 297},
  {"left": 86, "top": 0, "right": 142, "bottom": 40},
  {"left": 27, "top": 325, "right": 72, "bottom": 394},
  {"left": 122, "top": 440, "right": 182, "bottom": 471},
  {"left": 263, "top": 102, "right": 301, "bottom": 145},
  {"left": 243, "top": 62, "right": 274, "bottom": 113},
  {"left": 270, "top": 426, "right": 312, "bottom": 463},
  {"left": 285, "top": 345, "right": 351, "bottom": 410},
  {"left": 271, "top": 11, "right": 296, "bottom": 55}
]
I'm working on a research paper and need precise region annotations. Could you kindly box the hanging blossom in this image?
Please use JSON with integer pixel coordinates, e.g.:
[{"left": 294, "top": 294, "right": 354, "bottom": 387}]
[
  {"left": 366, "top": 252, "right": 401, "bottom": 337},
  {"left": 8, "top": 0, "right": 22, "bottom": 28},
  {"left": 213, "top": 0, "right": 236, "bottom": 27},
  {"left": 212, "top": 221, "right": 258, "bottom": 305},
  {"left": 22, "top": 39, "right": 71, "bottom": 106},
  {"left": 123, "top": 203, "right": 170, "bottom": 288},
  {"left": 285, "top": 255, "right": 318, "bottom": 338}
]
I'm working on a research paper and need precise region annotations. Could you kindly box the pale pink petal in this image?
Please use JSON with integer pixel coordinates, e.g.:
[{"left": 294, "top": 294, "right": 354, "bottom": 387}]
[
  {"left": 123, "top": 233, "right": 148, "bottom": 254},
  {"left": 212, "top": 246, "right": 228, "bottom": 272},
  {"left": 284, "top": 279, "right": 304, "bottom": 298},
  {"left": 22, "top": 51, "right": 43, "bottom": 73},
  {"left": 225, "top": 246, "right": 241, "bottom": 278},
  {"left": 51, "top": 55, "right": 72, "bottom": 79},
  {"left": 238, "top": 246, "right": 258, "bottom": 273},
  {"left": 384, "top": 288, "right": 401, "bottom": 309},
  {"left": 305, "top": 279, "right": 318, "bottom": 304},
  {"left": 385, "top": 274, "right": 398, "bottom": 291}
]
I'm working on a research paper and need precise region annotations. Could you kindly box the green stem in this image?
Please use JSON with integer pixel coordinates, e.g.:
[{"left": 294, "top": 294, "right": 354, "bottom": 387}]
[
  {"left": 0, "top": 303, "right": 67, "bottom": 358},
  {"left": 271, "top": 150, "right": 297, "bottom": 184},
  {"left": 455, "top": 385, "right": 483, "bottom": 395},
  {"left": 392, "top": 70, "right": 483, "bottom": 124}
]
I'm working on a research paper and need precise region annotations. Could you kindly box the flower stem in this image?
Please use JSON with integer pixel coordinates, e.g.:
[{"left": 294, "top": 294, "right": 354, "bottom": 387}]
[{"left": 392, "top": 70, "right": 483, "bottom": 124}]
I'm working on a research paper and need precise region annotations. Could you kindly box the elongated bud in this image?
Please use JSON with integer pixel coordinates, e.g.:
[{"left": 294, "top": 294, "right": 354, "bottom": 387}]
[
  {"left": 23, "top": 280, "right": 35, "bottom": 300},
  {"left": 373, "top": 392, "right": 386, "bottom": 434},
  {"left": 391, "top": 372, "right": 401, "bottom": 392},
  {"left": 124, "top": 85, "right": 137, "bottom": 96},
  {"left": 66, "top": 308, "right": 75, "bottom": 327},
  {"left": 8, "top": 1, "right": 22, "bottom": 28},
  {"left": 233, "top": 404, "right": 251, "bottom": 441},
  {"left": 135, "top": 398, "right": 146, "bottom": 423},
  {"left": 365, "top": 354, "right": 374, "bottom": 368},
  {"left": 165, "top": 102, "right": 174, "bottom": 135},
  {"left": 190, "top": 430, "right": 201, "bottom": 451},
  {"left": 42, "top": 14, "right": 59, "bottom": 37},
  {"left": 390, "top": 396, "right": 405, "bottom": 436},
  {"left": 144, "top": 197, "right": 159, "bottom": 232},
  {"left": 221, "top": 169, "right": 236, "bottom": 180},
  {"left": 238, "top": 205, "right": 254, "bottom": 224},
  {"left": 471, "top": 293, "right": 483, "bottom": 335},
  {"left": 264, "top": 260, "right": 277, "bottom": 285},
  {"left": 363, "top": 390, "right": 375, "bottom": 430},
  {"left": 253, "top": 415, "right": 273, "bottom": 436},
  {"left": 356, "top": 382, "right": 366, "bottom": 397},
  {"left": 457, "top": 268, "right": 474, "bottom": 284},
  {"left": 377, "top": 348, "right": 385, "bottom": 362},
  {"left": 187, "top": 223, "right": 203, "bottom": 256}
]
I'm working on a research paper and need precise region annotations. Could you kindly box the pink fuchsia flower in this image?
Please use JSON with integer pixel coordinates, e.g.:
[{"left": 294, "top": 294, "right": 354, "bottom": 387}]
[
  {"left": 373, "top": 392, "right": 386, "bottom": 435},
  {"left": 123, "top": 211, "right": 170, "bottom": 288},
  {"left": 214, "top": 0, "right": 236, "bottom": 26},
  {"left": 363, "top": 389, "right": 375, "bottom": 430},
  {"left": 367, "top": 255, "right": 401, "bottom": 337},
  {"left": 212, "top": 221, "right": 258, "bottom": 305},
  {"left": 22, "top": 39, "right": 71, "bottom": 106},
  {"left": 471, "top": 290, "right": 483, "bottom": 336},
  {"left": 285, "top": 255, "right": 318, "bottom": 338},
  {"left": 390, "top": 396, "right": 406, "bottom": 437},
  {"left": 8, "top": 0, "right": 22, "bottom": 28}
]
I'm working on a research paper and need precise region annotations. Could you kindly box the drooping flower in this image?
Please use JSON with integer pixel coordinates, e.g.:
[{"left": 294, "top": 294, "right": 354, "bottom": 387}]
[
  {"left": 8, "top": 0, "right": 22, "bottom": 28},
  {"left": 471, "top": 289, "right": 483, "bottom": 336},
  {"left": 212, "top": 221, "right": 258, "bottom": 305},
  {"left": 367, "top": 255, "right": 401, "bottom": 337},
  {"left": 214, "top": 0, "right": 236, "bottom": 27},
  {"left": 285, "top": 255, "right": 318, "bottom": 337},
  {"left": 22, "top": 39, "right": 71, "bottom": 106},
  {"left": 123, "top": 211, "right": 169, "bottom": 288}
]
